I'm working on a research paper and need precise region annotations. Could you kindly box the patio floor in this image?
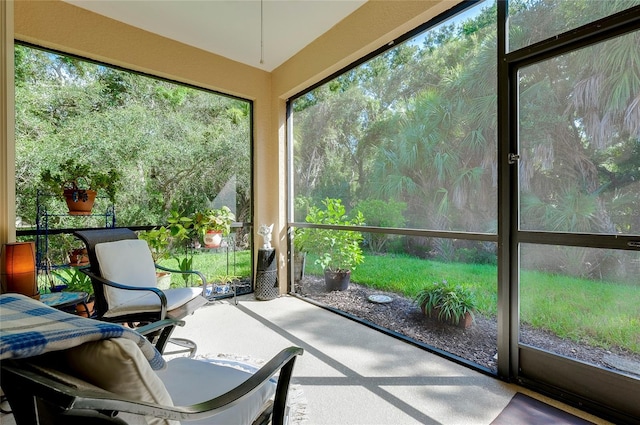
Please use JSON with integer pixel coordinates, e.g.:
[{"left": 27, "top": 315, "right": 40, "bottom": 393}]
[
  {"left": 0, "top": 293, "right": 612, "bottom": 425},
  {"left": 168, "top": 294, "right": 611, "bottom": 425}
]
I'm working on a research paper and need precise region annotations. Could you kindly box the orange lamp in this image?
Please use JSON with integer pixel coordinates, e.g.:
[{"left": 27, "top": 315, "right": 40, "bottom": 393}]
[{"left": 1, "top": 242, "right": 40, "bottom": 300}]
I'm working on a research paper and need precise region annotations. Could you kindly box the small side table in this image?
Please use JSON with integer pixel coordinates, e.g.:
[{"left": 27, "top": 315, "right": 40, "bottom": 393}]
[
  {"left": 41, "top": 291, "right": 89, "bottom": 314},
  {"left": 255, "top": 248, "right": 278, "bottom": 300}
]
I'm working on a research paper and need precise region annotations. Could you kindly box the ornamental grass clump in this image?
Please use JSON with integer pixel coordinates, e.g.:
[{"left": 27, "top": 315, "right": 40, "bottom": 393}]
[{"left": 414, "top": 280, "right": 477, "bottom": 326}]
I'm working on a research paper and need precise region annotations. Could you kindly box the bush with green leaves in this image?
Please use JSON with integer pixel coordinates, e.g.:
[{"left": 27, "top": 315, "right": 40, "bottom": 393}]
[
  {"left": 40, "top": 158, "right": 121, "bottom": 203},
  {"left": 52, "top": 267, "right": 93, "bottom": 295},
  {"left": 138, "top": 226, "right": 172, "bottom": 262},
  {"left": 414, "top": 280, "right": 476, "bottom": 325},
  {"left": 297, "top": 198, "right": 365, "bottom": 272},
  {"left": 353, "top": 199, "right": 406, "bottom": 253}
]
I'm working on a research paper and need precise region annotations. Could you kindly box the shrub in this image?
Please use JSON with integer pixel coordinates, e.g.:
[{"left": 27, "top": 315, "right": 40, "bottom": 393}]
[
  {"left": 353, "top": 199, "right": 406, "bottom": 253},
  {"left": 414, "top": 280, "right": 477, "bottom": 325},
  {"left": 297, "top": 198, "right": 365, "bottom": 272}
]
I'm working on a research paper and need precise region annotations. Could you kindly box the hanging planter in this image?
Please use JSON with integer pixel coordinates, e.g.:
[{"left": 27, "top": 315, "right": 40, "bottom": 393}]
[
  {"left": 63, "top": 189, "right": 97, "bottom": 216},
  {"left": 40, "top": 159, "right": 120, "bottom": 215}
]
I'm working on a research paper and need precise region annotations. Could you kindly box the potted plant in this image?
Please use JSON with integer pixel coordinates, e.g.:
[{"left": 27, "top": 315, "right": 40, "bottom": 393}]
[
  {"left": 167, "top": 210, "right": 198, "bottom": 285},
  {"left": 139, "top": 226, "right": 173, "bottom": 289},
  {"left": 206, "top": 273, "right": 240, "bottom": 297},
  {"left": 300, "top": 198, "right": 365, "bottom": 291},
  {"left": 193, "top": 206, "right": 236, "bottom": 248},
  {"left": 52, "top": 267, "right": 95, "bottom": 317},
  {"left": 40, "top": 159, "right": 120, "bottom": 215},
  {"left": 414, "top": 280, "right": 476, "bottom": 329}
]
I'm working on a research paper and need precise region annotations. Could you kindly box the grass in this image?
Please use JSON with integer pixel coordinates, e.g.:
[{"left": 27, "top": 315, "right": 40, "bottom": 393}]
[
  {"left": 162, "top": 250, "right": 638, "bottom": 354},
  {"left": 159, "top": 250, "right": 252, "bottom": 285},
  {"left": 304, "top": 252, "right": 639, "bottom": 354}
]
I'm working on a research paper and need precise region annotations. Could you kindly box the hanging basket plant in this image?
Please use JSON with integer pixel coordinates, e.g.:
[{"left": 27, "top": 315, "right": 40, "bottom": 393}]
[{"left": 40, "top": 159, "right": 120, "bottom": 215}]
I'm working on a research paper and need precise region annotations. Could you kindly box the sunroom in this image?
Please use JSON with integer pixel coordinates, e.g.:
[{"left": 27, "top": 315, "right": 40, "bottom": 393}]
[{"left": 1, "top": 1, "right": 639, "bottom": 423}]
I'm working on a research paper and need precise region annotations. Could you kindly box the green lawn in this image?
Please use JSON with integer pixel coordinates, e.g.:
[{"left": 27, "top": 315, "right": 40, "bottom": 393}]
[
  {"left": 166, "top": 250, "right": 638, "bottom": 354},
  {"left": 305, "top": 252, "right": 639, "bottom": 354},
  {"left": 159, "top": 250, "right": 252, "bottom": 285}
]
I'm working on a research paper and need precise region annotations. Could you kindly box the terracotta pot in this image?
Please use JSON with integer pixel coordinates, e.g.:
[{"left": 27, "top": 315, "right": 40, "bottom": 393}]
[
  {"left": 68, "top": 248, "right": 89, "bottom": 266},
  {"left": 76, "top": 297, "right": 95, "bottom": 317},
  {"left": 324, "top": 269, "right": 350, "bottom": 291},
  {"left": 156, "top": 272, "right": 172, "bottom": 290},
  {"left": 421, "top": 305, "right": 474, "bottom": 329},
  {"left": 64, "top": 189, "right": 97, "bottom": 216},
  {"left": 203, "top": 230, "right": 223, "bottom": 248}
]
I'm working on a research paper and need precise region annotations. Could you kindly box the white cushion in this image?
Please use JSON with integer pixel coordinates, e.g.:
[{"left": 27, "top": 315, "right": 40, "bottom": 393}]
[
  {"left": 103, "top": 287, "right": 203, "bottom": 318},
  {"left": 61, "top": 338, "right": 178, "bottom": 425},
  {"left": 95, "top": 239, "right": 158, "bottom": 310},
  {"left": 95, "top": 240, "right": 202, "bottom": 318},
  {"left": 157, "top": 357, "right": 276, "bottom": 425}
]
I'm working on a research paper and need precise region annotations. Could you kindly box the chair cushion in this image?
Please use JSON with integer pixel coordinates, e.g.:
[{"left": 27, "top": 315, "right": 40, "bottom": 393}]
[
  {"left": 61, "top": 338, "right": 178, "bottom": 425},
  {"left": 95, "top": 239, "right": 204, "bottom": 318},
  {"left": 157, "top": 357, "right": 277, "bottom": 425},
  {"left": 95, "top": 239, "right": 158, "bottom": 310},
  {"left": 103, "top": 287, "right": 204, "bottom": 318}
]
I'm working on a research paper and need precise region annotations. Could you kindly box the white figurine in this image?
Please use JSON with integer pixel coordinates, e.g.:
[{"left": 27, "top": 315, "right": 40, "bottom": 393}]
[{"left": 258, "top": 223, "right": 274, "bottom": 250}]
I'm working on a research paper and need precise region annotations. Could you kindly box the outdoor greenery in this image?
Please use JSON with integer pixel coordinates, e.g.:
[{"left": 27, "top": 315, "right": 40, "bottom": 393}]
[
  {"left": 51, "top": 267, "right": 93, "bottom": 295},
  {"left": 292, "top": 0, "right": 639, "bottom": 278},
  {"left": 15, "top": 45, "right": 251, "bottom": 228},
  {"left": 305, "top": 253, "right": 638, "bottom": 353},
  {"left": 296, "top": 198, "right": 365, "bottom": 272},
  {"left": 157, "top": 250, "right": 251, "bottom": 287},
  {"left": 288, "top": 0, "right": 638, "bottom": 365},
  {"left": 40, "top": 158, "right": 121, "bottom": 204},
  {"left": 192, "top": 206, "right": 236, "bottom": 238},
  {"left": 138, "top": 226, "right": 172, "bottom": 263},
  {"left": 414, "top": 280, "right": 477, "bottom": 326},
  {"left": 12, "top": 0, "right": 639, "bottom": 371}
]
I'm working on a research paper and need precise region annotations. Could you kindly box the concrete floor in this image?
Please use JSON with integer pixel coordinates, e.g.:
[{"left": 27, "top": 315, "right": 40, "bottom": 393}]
[
  {"left": 0, "top": 294, "right": 612, "bottom": 425},
  {"left": 168, "top": 294, "right": 611, "bottom": 425}
]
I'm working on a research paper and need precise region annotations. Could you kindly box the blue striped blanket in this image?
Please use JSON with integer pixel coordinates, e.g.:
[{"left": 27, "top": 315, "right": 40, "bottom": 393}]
[{"left": 0, "top": 293, "right": 165, "bottom": 370}]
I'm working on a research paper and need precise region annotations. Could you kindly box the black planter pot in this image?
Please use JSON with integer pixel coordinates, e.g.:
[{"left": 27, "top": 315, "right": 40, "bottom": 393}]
[{"left": 324, "top": 269, "right": 351, "bottom": 291}]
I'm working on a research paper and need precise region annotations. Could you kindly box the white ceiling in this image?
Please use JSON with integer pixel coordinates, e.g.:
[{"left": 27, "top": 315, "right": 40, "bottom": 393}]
[{"left": 64, "top": 0, "right": 367, "bottom": 72}]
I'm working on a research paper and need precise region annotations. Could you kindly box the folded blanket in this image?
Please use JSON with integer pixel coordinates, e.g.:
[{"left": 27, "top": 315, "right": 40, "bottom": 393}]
[{"left": 0, "top": 293, "right": 165, "bottom": 370}]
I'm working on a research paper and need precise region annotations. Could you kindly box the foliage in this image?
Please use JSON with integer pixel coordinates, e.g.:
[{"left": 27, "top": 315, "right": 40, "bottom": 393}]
[
  {"left": 40, "top": 159, "right": 120, "bottom": 203},
  {"left": 15, "top": 45, "right": 251, "bottom": 228},
  {"left": 173, "top": 256, "right": 194, "bottom": 285},
  {"left": 138, "top": 226, "right": 172, "bottom": 262},
  {"left": 337, "top": 252, "right": 635, "bottom": 353},
  {"left": 166, "top": 210, "right": 196, "bottom": 284},
  {"left": 163, "top": 207, "right": 233, "bottom": 284},
  {"left": 353, "top": 199, "right": 406, "bottom": 253},
  {"left": 291, "top": 0, "right": 640, "bottom": 274},
  {"left": 192, "top": 206, "right": 236, "bottom": 238},
  {"left": 414, "top": 280, "right": 477, "bottom": 325},
  {"left": 52, "top": 267, "right": 93, "bottom": 295},
  {"left": 167, "top": 210, "right": 195, "bottom": 244},
  {"left": 212, "top": 273, "right": 240, "bottom": 284},
  {"left": 298, "top": 198, "right": 365, "bottom": 272},
  {"left": 157, "top": 250, "right": 252, "bottom": 287}
]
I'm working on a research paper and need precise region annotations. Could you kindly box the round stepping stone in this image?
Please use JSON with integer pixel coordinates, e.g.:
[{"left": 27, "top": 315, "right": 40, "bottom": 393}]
[{"left": 368, "top": 294, "right": 393, "bottom": 304}]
